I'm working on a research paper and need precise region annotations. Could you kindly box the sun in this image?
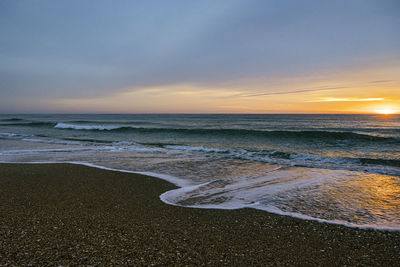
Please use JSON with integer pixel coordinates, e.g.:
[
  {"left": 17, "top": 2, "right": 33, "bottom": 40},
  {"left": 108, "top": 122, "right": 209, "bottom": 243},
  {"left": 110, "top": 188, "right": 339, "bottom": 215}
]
[{"left": 375, "top": 108, "right": 397, "bottom": 115}]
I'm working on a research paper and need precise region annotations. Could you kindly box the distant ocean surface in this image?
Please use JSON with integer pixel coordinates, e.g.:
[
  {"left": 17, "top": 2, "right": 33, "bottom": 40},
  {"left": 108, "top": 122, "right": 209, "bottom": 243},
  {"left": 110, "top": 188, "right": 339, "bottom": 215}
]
[{"left": 1, "top": 114, "right": 399, "bottom": 230}]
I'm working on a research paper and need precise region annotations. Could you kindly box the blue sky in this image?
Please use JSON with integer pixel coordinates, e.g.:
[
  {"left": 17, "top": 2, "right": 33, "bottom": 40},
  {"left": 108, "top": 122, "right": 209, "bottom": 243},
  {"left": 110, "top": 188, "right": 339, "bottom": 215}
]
[{"left": 0, "top": 0, "right": 399, "bottom": 113}]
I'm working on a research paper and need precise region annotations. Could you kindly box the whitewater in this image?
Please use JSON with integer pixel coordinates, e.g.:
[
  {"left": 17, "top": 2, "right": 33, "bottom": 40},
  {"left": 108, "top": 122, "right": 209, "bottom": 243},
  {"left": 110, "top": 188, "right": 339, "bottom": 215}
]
[{"left": 1, "top": 114, "right": 399, "bottom": 230}]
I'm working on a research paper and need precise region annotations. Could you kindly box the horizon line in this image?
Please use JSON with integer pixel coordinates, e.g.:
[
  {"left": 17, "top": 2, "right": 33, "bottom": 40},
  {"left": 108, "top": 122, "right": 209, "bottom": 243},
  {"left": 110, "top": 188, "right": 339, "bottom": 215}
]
[{"left": 0, "top": 112, "right": 397, "bottom": 115}]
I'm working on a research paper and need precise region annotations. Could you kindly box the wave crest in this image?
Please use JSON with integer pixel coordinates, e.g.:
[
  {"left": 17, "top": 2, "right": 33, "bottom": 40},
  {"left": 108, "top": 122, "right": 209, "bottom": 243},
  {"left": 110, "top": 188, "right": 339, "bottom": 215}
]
[
  {"left": 54, "top": 123, "right": 122, "bottom": 131},
  {"left": 52, "top": 123, "right": 398, "bottom": 143}
]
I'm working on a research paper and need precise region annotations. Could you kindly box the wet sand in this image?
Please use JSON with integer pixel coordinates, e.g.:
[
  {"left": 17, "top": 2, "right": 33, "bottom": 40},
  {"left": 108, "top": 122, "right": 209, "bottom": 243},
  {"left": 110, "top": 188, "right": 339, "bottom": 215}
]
[{"left": 0, "top": 163, "right": 399, "bottom": 266}]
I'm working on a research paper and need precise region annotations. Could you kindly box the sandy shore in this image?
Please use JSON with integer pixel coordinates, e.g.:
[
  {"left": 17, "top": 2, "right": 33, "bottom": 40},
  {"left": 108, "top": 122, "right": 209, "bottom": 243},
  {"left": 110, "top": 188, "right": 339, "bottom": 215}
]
[{"left": 0, "top": 163, "right": 399, "bottom": 265}]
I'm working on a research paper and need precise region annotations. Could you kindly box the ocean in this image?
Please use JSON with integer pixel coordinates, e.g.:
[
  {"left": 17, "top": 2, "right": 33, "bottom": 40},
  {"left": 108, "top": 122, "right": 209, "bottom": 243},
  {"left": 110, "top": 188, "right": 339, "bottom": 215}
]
[{"left": 1, "top": 114, "right": 399, "bottom": 230}]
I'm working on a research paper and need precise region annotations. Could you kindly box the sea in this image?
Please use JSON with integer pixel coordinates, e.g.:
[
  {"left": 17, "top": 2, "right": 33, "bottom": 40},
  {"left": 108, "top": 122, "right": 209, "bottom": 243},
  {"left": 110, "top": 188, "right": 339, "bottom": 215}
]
[{"left": 0, "top": 114, "right": 399, "bottom": 230}]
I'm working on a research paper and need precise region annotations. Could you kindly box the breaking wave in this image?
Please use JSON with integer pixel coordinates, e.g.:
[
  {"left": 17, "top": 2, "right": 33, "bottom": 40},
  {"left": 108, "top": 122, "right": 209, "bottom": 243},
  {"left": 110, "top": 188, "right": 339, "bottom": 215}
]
[
  {"left": 48, "top": 123, "right": 399, "bottom": 143},
  {"left": 54, "top": 123, "right": 121, "bottom": 131}
]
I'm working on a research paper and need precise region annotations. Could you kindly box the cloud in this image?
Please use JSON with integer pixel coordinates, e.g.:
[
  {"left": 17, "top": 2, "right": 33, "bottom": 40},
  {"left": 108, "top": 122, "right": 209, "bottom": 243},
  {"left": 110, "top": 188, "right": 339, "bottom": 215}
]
[
  {"left": 368, "top": 80, "right": 394, "bottom": 84},
  {"left": 230, "top": 86, "right": 348, "bottom": 98},
  {"left": 309, "top": 98, "right": 384, "bottom": 102},
  {"left": 0, "top": 1, "right": 399, "bottom": 112}
]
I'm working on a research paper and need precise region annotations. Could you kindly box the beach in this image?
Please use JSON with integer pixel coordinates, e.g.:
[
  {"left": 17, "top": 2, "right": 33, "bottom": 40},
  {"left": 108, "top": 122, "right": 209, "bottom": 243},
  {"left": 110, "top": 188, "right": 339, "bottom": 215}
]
[{"left": 0, "top": 163, "right": 399, "bottom": 266}]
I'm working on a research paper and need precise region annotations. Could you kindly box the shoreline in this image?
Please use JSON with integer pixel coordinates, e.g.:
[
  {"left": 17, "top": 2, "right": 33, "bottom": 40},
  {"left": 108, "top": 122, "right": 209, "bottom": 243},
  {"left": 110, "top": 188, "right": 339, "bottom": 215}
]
[
  {"left": 1, "top": 163, "right": 399, "bottom": 265},
  {"left": 3, "top": 161, "right": 399, "bottom": 232}
]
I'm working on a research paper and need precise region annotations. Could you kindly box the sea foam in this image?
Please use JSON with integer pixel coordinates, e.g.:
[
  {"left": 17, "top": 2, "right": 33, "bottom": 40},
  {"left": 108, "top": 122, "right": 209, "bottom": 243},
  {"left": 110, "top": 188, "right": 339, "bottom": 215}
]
[{"left": 54, "top": 123, "right": 121, "bottom": 131}]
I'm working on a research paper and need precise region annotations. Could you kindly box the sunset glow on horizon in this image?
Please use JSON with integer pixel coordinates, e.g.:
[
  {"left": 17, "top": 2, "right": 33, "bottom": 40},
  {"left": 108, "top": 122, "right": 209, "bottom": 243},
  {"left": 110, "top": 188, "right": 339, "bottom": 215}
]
[
  {"left": 374, "top": 107, "right": 398, "bottom": 115},
  {"left": 0, "top": 1, "right": 399, "bottom": 114}
]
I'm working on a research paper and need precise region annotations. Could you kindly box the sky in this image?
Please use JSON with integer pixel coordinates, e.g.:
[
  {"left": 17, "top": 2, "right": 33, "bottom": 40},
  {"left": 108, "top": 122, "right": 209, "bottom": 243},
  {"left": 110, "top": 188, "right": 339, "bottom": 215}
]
[{"left": 0, "top": 0, "right": 399, "bottom": 114}]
